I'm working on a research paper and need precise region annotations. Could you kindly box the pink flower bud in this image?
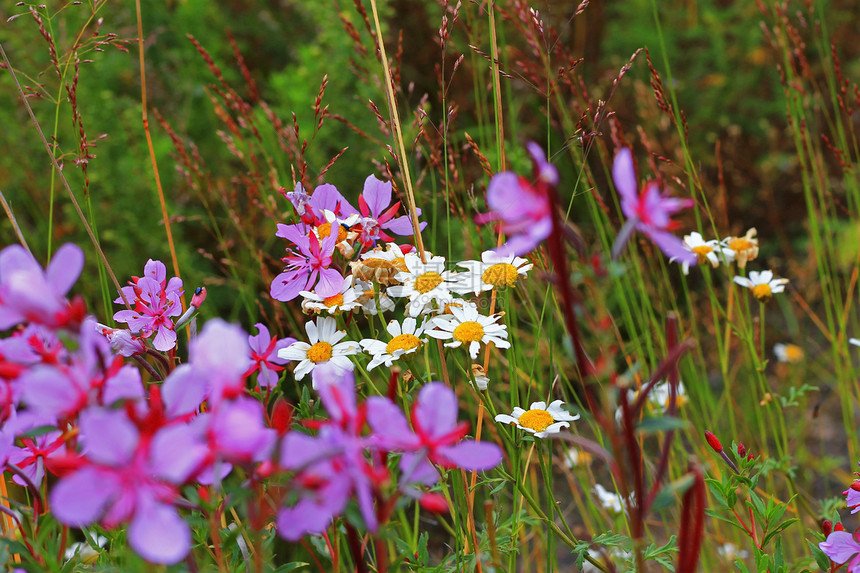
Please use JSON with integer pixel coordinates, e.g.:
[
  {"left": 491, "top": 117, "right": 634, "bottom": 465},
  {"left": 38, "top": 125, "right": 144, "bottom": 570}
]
[
  {"left": 704, "top": 431, "right": 722, "bottom": 453},
  {"left": 191, "top": 286, "right": 207, "bottom": 308},
  {"left": 419, "top": 492, "right": 449, "bottom": 514},
  {"left": 737, "top": 442, "right": 746, "bottom": 457},
  {"left": 823, "top": 520, "right": 833, "bottom": 536}
]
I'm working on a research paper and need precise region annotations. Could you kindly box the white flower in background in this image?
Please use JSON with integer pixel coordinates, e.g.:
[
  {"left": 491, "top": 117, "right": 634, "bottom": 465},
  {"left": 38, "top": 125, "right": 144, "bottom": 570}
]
[
  {"left": 850, "top": 338, "right": 860, "bottom": 348},
  {"left": 593, "top": 483, "right": 627, "bottom": 514},
  {"left": 360, "top": 317, "right": 428, "bottom": 370},
  {"left": 773, "top": 342, "right": 804, "bottom": 363},
  {"left": 299, "top": 277, "right": 362, "bottom": 315},
  {"left": 648, "top": 380, "right": 688, "bottom": 410},
  {"left": 723, "top": 228, "right": 759, "bottom": 269},
  {"left": 455, "top": 250, "right": 533, "bottom": 295},
  {"left": 494, "top": 400, "right": 579, "bottom": 438},
  {"left": 733, "top": 270, "right": 788, "bottom": 302},
  {"left": 717, "top": 542, "right": 749, "bottom": 562},
  {"left": 425, "top": 304, "right": 509, "bottom": 359},
  {"left": 677, "top": 232, "right": 734, "bottom": 274},
  {"left": 388, "top": 253, "right": 460, "bottom": 316},
  {"left": 351, "top": 279, "right": 396, "bottom": 315},
  {"left": 563, "top": 448, "right": 594, "bottom": 468},
  {"left": 277, "top": 316, "right": 360, "bottom": 382}
]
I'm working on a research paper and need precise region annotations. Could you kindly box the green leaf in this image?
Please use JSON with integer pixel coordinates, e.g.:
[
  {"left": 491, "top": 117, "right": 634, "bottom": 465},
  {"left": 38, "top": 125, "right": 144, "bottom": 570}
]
[
  {"left": 274, "top": 563, "right": 311, "bottom": 572},
  {"left": 651, "top": 474, "right": 695, "bottom": 512},
  {"left": 761, "top": 518, "right": 798, "bottom": 547}
]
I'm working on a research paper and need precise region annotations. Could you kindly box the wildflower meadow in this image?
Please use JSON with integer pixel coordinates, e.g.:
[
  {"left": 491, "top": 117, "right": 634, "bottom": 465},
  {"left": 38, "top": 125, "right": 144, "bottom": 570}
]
[{"left": 2, "top": 0, "right": 860, "bottom": 571}]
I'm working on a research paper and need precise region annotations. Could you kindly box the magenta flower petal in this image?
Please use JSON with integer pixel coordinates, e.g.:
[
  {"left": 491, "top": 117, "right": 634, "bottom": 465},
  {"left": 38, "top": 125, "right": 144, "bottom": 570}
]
[
  {"left": 644, "top": 228, "right": 697, "bottom": 264},
  {"left": 414, "top": 383, "right": 458, "bottom": 440},
  {"left": 820, "top": 530, "right": 860, "bottom": 564},
  {"left": 162, "top": 365, "right": 207, "bottom": 418},
  {"left": 51, "top": 466, "right": 119, "bottom": 526},
  {"left": 127, "top": 498, "right": 191, "bottom": 565},
  {"left": 79, "top": 408, "right": 139, "bottom": 466},
  {"left": 612, "top": 147, "right": 638, "bottom": 217},
  {"left": 45, "top": 243, "right": 84, "bottom": 298},
  {"left": 210, "top": 397, "right": 276, "bottom": 462},
  {"left": 361, "top": 175, "right": 392, "bottom": 218},
  {"left": 436, "top": 441, "right": 502, "bottom": 471},
  {"left": 270, "top": 269, "right": 311, "bottom": 302},
  {"left": 309, "top": 183, "right": 358, "bottom": 218},
  {"left": 383, "top": 215, "right": 426, "bottom": 236},
  {"left": 150, "top": 421, "right": 209, "bottom": 484},
  {"left": 152, "top": 325, "right": 178, "bottom": 352},
  {"left": 366, "top": 396, "right": 420, "bottom": 450}
]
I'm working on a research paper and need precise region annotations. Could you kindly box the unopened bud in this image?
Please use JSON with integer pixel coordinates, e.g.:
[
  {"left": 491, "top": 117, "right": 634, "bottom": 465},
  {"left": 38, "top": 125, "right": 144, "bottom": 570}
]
[
  {"left": 191, "top": 286, "right": 207, "bottom": 308},
  {"left": 419, "top": 492, "right": 449, "bottom": 514},
  {"left": 851, "top": 482, "right": 860, "bottom": 492},
  {"left": 822, "top": 520, "right": 833, "bottom": 536},
  {"left": 704, "top": 431, "right": 722, "bottom": 453},
  {"left": 737, "top": 442, "right": 746, "bottom": 458},
  {"left": 836, "top": 523, "right": 845, "bottom": 532},
  {"left": 271, "top": 398, "right": 293, "bottom": 436},
  {"left": 747, "top": 453, "right": 755, "bottom": 461}
]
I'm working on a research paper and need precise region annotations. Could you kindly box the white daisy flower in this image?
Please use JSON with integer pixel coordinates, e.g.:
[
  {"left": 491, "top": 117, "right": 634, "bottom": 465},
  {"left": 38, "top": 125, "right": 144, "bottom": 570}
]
[
  {"left": 299, "top": 278, "right": 362, "bottom": 315},
  {"left": 360, "top": 317, "right": 427, "bottom": 370},
  {"left": 277, "top": 316, "right": 360, "bottom": 383},
  {"left": 723, "top": 228, "right": 759, "bottom": 269},
  {"left": 425, "top": 304, "right": 510, "bottom": 359},
  {"left": 455, "top": 250, "right": 533, "bottom": 295},
  {"left": 733, "top": 270, "right": 789, "bottom": 302},
  {"left": 351, "top": 279, "right": 396, "bottom": 315},
  {"left": 593, "top": 484, "right": 628, "bottom": 514},
  {"left": 494, "top": 399, "right": 579, "bottom": 438},
  {"left": 388, "top": 253, "right": 460, "bottom": 316},
  {"left": 677, "top": 232, "right": 734, "bottom": 275},
  {"left": 773, "top": 342, "right": 804, "bottom": 363}
]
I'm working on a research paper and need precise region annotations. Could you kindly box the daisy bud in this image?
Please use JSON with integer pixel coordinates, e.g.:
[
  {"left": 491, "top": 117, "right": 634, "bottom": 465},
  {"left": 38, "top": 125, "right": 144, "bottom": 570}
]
[
  {"left": 704, "top": 431, "right": 722, "bottom": 453},
  {"left": 822, "top": 520, "right": 833, "bottom": 536},
  {"left": 737, "top": 442, "right": 746, "bottom": 457},
  {"left": 419, "top": 492, "right": 450, "bottom": 514}
]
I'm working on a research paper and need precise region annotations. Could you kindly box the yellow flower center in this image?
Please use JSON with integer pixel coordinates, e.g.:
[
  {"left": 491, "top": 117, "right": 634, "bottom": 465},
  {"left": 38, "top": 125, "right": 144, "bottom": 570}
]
[
  {"left": 442, "top": 302, "right": 463, "bottom": 314},
  {"left": 414, "top": 271, "right": 444, "bottom": 294},
  {"left": 664, "top": 395, "right": 688, "bottom": 409},
  {"left": 452, "top": 321, "right": 485, "bottom": 343},
  {"left": 517, "top": 409, "right": 554, "bottom": 432},
  {"left": 751, "top": 283, "right": 773, "bottom": 301},
  {"left": 392, "top": 256, "right": 408, "bottom": 273},
  {"left": 481, "top": 263, "right": 520, "bottom": 288},
  {"left": 306, "top": 341, "right": 333, "bottom": 363},
  {"left": 691, "top": 245, "right": 713, "bottom": 263},
  {"left": 386, "top": 333, "right": 422, "bottom": 354},
  {"left": 316, "top": 223, "right": 347, "bottom": 242},
  {"left": 323, "top": 294, "right": 344, "bottom": 307},
  {"left": 728, "top": 238, "right": 754, "bottom": 252},
  {"left": 783, "top": 344, "right": 804, "bottom": 362}
]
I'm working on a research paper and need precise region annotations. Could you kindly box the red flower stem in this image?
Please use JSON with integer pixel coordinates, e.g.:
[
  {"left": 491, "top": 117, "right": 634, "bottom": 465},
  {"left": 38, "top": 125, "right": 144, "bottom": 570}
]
[
  {"left": 301, "top": 538, "right": 327, "bottom": 573},
  {"left": 749, "top": 505, "right": 760, "bottom": 548},
  {"left": 732, "top": 508, "right": 754, "bottom": 538},
  {"left": 345, "top": 523, "right": 369, "bottom": 573}
]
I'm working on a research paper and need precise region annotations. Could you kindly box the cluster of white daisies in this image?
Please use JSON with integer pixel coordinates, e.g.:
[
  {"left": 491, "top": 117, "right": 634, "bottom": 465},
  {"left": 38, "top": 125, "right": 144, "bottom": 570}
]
[
  {"left": 681, "top": 227, "right": 789, "bottom": 303},
  {"left": 277, "top": 246, "right": 532, "bottom": 386}
]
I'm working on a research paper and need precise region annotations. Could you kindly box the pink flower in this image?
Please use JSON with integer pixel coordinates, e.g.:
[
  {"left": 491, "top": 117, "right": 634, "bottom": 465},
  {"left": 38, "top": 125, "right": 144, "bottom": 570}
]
[
  {"left": 0, "top": 244, "right": 85, "bottom": 330},
  {"left": 270, "top": 227, "right": 343, "bottom": 302},
  {"left": 113, "top": 260, "right": 184, "bottom": 352},
  {"left": 285, "top": 182, "right": 358, "bottom": 227},
  {"left": 476, "top": 143, "right": 554, "bottom": 256},
  {"left": 611, "top": 147, "right": 696, "bottom": 264},
  {"left": 245, "top": 323, "right": 294, "bottom": 389},
  {"left": 820, "top": 530, "right": 860, "bottom": 571},
  {"left": 354, "top": 175, "right": 426, "bottom": 247}
]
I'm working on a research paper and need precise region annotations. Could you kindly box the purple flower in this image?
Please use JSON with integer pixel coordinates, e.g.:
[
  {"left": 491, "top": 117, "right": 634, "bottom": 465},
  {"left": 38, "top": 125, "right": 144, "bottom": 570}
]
[
  {"left": 277, "top": 367, "right": 380, "bottom": 539},
  {"left": 161, "top": 319, "right": 251, "bottom": 417},
  {"left": 286, "top": 182, "right": 358, "bottom": 227},
  {"left": 476, "top": 143, "right": 554, "bottom": 256},
  {"left": 50, "top": 407, "right": 191, "bottom": 565},
  {"left": 367, "top": 382, "right": 502, "bottom": 490},
  {"left": 19, "top": 319, "right": 144, "bottom": 419},
  {"left": 95, "top": 323, "right": 146, "bottom": 357},
  {"left": 820, "top": 530, "right": 860, "bottom": 571},
  {"left": 0, "top": 243, "right": 85, "bottom": 330},
  {"left": 270, "top": 228, "right": 343, "bottom": 302},
  {"left": 246, "top": 323, "right": 294, "bottom": 389},
  {"left": 355, "top": 175, "right": 426, "bottom": 247},
  {"left": 611, "top": 147, "right": 696, "bottom": 264},
  {"left": 5, "top": 412, "right": 65, "bottom": 486}
]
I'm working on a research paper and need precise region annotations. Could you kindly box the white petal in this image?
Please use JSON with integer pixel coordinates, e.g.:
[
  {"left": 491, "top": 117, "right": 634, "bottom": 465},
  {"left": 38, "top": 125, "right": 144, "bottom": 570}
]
[{"left": 278, "top": 342, "right": 310, "bottom": 361}]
